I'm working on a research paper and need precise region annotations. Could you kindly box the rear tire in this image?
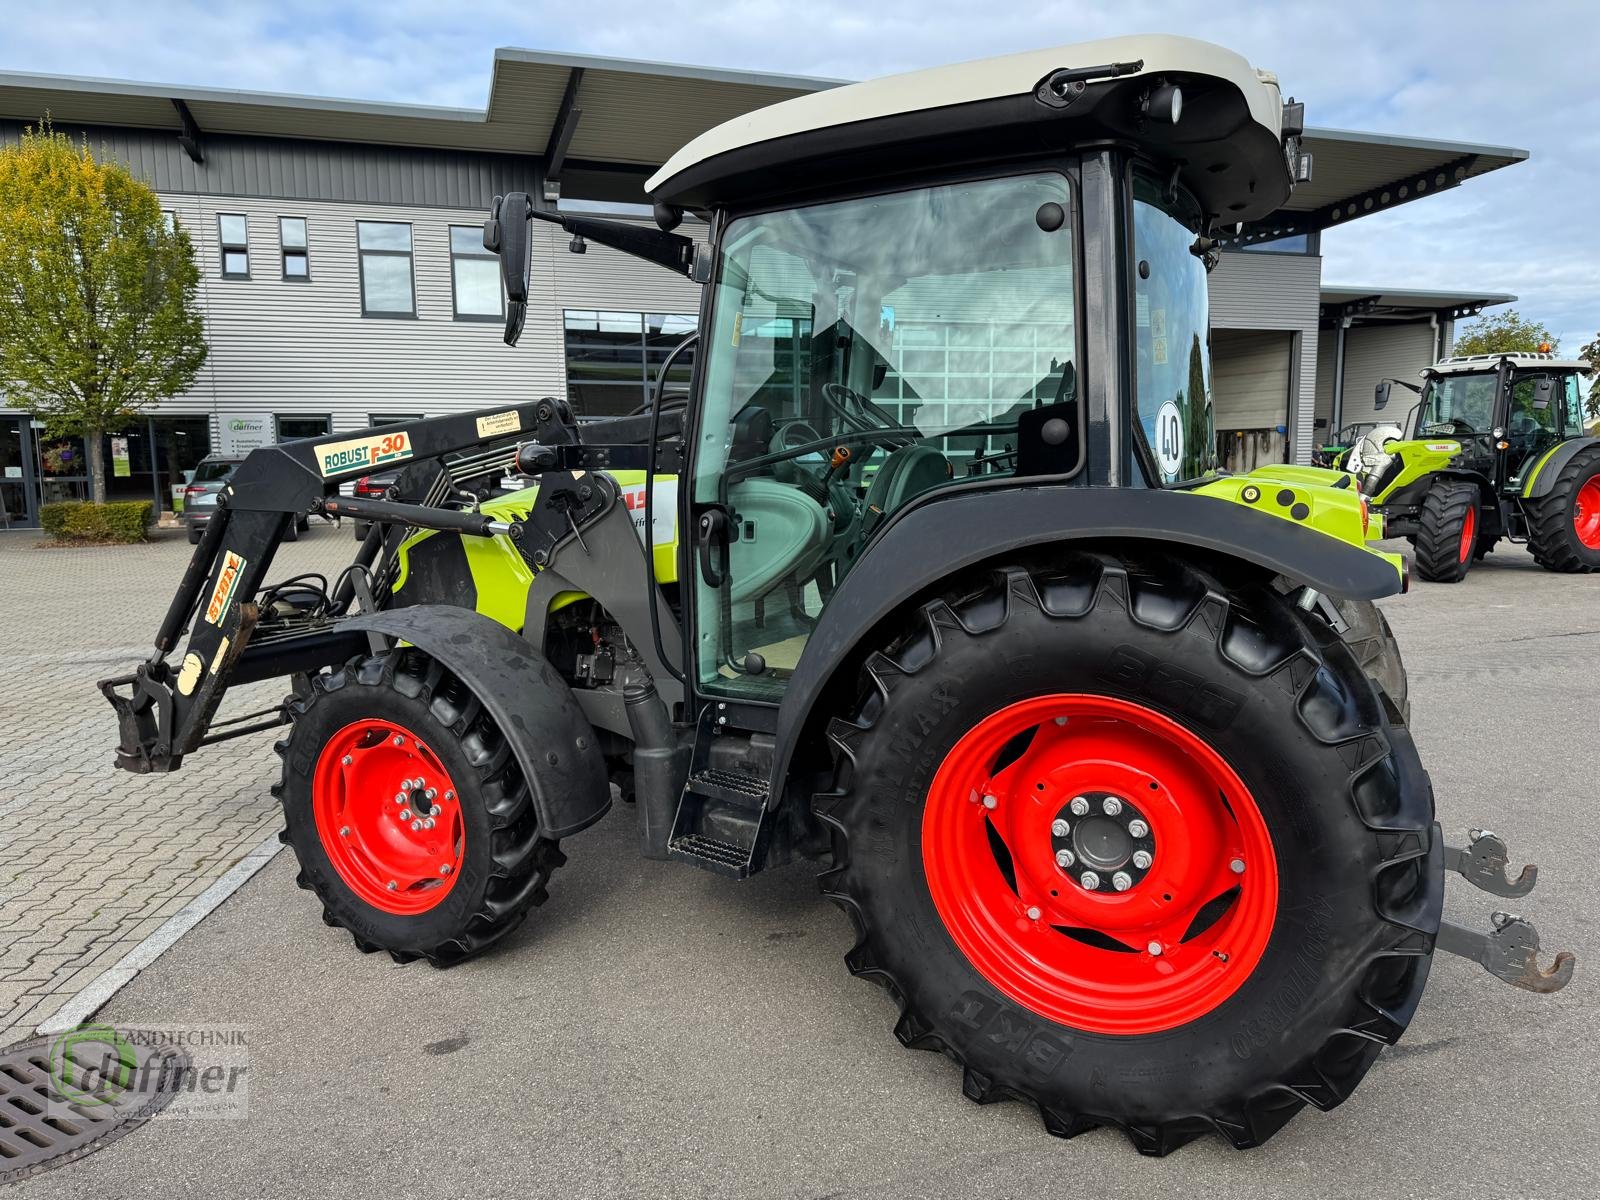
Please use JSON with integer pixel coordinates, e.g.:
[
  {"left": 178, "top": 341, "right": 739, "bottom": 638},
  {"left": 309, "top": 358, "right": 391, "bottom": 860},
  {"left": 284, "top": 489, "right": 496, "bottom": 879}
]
[
  {"left": 187, "top": 525, "right": 201, "bottom": 545},
  {"left": 283, "top": 518, "right": 300, "bottom": 542},
  {"left": 1412, "top": 480, "right": 1479, "bottom": 582},
  {"left": 817, "top": 552, "right": 1440, "bottom": 1154},
  {"left": 1334, "top": 598, "right": 1409, "bottom": 724},
  {"left": 275, "top": 648, "right": 565, "bottom": 966},
  {"left": 1524, "top": 447, "right": 1600, "bottom": 573}
]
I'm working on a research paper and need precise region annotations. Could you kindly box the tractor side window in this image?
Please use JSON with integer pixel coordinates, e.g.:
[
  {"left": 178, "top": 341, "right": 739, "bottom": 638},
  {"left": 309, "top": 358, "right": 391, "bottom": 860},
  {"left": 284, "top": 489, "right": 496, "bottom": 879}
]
[
  {"left": 1132, "top": 177, "right": 1214, "bottom": 484},
  {"left": 692, "top": 172, "right": 1077, "bottom": 696},
  {"left": 1560, "top": 373, "right": 1587, "bottom": 435},
  {"left": 1507, "top": 375, "right": 1562, "bottom": 481}
]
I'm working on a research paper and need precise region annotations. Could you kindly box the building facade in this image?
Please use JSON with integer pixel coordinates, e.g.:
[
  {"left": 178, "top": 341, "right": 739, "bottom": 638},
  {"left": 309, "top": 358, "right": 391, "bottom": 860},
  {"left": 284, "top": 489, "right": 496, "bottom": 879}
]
[{"left": 0, "top": 49, "right": 1528, "bottom": 527}]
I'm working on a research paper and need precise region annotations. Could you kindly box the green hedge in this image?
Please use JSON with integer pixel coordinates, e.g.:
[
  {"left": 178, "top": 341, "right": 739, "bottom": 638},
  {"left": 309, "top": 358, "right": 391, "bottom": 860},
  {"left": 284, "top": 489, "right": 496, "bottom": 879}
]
[{"left": 39, "top": 500, "right": 155, "bottom": 543}]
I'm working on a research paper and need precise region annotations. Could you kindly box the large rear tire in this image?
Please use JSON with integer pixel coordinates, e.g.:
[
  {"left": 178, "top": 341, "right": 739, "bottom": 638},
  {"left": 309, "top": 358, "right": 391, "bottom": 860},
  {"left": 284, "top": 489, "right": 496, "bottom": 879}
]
[
  {"left": 1524, "top": 446, "right": 1600, "bottom": 573},
  {"left": 1334, "top": 598, "right": 1409, "bottom": 724},
  {"left": 817, "top": 552, "right": 1441, "bottom": 1154},
  {"left": 1412, "top": 480, "right": 1479, "bottom": 583},
  {"left": 275, "top": 647, "right": 565, "bottom": 966}
]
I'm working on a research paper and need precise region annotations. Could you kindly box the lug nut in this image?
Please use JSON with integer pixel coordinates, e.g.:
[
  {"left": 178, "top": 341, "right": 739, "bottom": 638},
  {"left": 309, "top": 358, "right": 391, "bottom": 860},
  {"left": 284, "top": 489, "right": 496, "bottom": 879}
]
[
  {"left": 387, "top": 881, "right": 398, "bottom": 891},
  {"left": 1080, "top": 870, "right": 1101, "bottom": 890},
  {"left": 394, "top": 793, "right": 406, "bottom": 806},
  {"left": 422, "top": 817, "right": 435, "bottom": 830},
  {"left": 425, "top": 788, "right": 438, "bottom": 802},
  {"left": 1051, "top": 818, "right": 1070, "bottom": 837},
  {"left": 981, "top": 794, "right": 998, "bottom": 810},
  {"left": 410, "top": 820, "right": 423, "bottom": 832},
  {"left": 340, "top": 755, "right": 353, "bottom": 766},
  {"left": 1025, "top": 906, "right": 1042, "bottom": 920},
  {"left": 1055, "top": 848, "right": 1075, "bottom": 868},
  {"left": 1230, "top": 858, "right": 1246, "bottom": 874},
  {"left": 439, "top": 864, "right": 453, "bottom": 877},
  {"left": 1147, "top": 940, "right": 1163, "bottom": 956},
  {"left": 1128, "top": 819, "right": 1149, "bottom": 838},
  {"left": 1132, "top": 850, "right": 1153, "bottom": 870},
  {"left": 399, "top": 809, "right": 412, "bottom": 822},
  {"left": 1102, "top": 797, "right": 1123, "bottom": 816},
  {"left": 392, "top": 735, "right": 405, "bottom": 747},
  {"left": 1070, "top": 796, "right": 1090, "bottom": 816},
  {"left": 1112, "top": 871, "right": 1133, "bottom": 891},
  {"left": 444, "top": 791, "right": 455, "bottom": 802},
  {"left": 338, "top": 825, "right": 350, "bottom": 837}
]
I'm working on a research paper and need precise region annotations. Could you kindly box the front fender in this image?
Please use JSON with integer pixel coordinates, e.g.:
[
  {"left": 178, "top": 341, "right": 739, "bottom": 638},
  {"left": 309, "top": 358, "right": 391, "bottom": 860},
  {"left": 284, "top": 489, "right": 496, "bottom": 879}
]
[
  {"left": 1522, "top": 438, "right": 1600, "bottom": 497},
  {"left": 341, "top": 605, "right": 610, "bottom": 839},
  {"left": 767, "top": 484, "right": 1404, "bottom": 806}
]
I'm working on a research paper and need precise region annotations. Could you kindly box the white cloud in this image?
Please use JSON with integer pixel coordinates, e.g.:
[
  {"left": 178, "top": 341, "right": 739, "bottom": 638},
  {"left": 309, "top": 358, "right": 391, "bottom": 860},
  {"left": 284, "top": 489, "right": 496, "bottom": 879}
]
[{"left": 4, "top": 0, "right": 1596, "bottom": 345}]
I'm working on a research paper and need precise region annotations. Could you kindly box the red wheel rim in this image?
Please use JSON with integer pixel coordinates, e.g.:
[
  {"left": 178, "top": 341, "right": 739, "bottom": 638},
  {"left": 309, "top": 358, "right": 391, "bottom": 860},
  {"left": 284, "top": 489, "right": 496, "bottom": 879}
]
[
  {"left": 1459, "top": 503, "right": 1477, "bottom": 563},
  {"left": 311, "top": 719, "right": 465, "bottom": 915},
  {"left": 922, "top": 695, "right": 1278, "bottom": 1035},
  {"left": 1576, "top": 475, "right": 1600, "bottom": 550}
]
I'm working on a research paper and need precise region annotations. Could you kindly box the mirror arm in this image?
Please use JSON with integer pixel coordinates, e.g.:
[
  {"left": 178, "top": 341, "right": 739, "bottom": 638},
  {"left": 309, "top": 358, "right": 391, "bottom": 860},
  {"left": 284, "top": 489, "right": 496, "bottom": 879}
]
[{"left": 529, "top": 209, "right": 699, "bottom": 279}]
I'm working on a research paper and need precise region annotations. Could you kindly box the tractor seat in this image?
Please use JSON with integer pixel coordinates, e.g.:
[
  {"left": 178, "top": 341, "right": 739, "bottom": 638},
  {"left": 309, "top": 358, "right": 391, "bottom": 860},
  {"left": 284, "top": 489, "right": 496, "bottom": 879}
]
[{"left": 862, "top": 444, "right": 954, "bottom": 528}]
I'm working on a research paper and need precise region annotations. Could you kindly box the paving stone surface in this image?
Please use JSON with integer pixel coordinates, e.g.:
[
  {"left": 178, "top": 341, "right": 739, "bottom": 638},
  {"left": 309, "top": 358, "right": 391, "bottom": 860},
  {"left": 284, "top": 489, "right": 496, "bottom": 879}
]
[{"left": 0, "top": 521, "right": 356, "bottom": 1045}]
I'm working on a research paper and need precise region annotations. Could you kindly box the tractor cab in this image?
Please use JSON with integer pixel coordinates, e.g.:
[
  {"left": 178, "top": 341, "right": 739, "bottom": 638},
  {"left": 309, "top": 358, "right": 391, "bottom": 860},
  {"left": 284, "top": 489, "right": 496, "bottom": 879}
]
[{"left": 1357, "top": 352, "right": 1599, "bottom": 580}]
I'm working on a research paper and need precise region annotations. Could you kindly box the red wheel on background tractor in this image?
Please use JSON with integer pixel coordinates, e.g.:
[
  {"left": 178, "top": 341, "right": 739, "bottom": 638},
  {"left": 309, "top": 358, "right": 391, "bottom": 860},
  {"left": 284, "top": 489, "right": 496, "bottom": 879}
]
[
  {"left": 1412, "top": 479, "right": 1479, "bottom": 583},
  {"left": 1526, "top": 448, "right": 1600, "bottom": 573},
  {"left": 818, "top": 551, "right": 1440, "bottom": 1154}
]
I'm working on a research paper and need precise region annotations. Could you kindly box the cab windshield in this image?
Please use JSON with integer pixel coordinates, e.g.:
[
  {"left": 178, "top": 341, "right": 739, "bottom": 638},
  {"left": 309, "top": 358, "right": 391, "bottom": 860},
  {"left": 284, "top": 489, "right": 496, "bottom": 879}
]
[
  {"left": 1132, "top": 177, "right": 1215, "bottom": 484},
  {"left": 1419, "top": 373, "right": 1498, "bottom": 435}
]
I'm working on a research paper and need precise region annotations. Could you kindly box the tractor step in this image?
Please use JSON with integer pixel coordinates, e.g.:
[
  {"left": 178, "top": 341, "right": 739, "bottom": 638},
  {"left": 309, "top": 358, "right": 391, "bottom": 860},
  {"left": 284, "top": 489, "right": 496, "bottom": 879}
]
[
  {"left": 668, "top": 832, "right": 754, "bottom": 879},
  {"left": 687, "top": 767, "right": 769, "bottom": 808}
]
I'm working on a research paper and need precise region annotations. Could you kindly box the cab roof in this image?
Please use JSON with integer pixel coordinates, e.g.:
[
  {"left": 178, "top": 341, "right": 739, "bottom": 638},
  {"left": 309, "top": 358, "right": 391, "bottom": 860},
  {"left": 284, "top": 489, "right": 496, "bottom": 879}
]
[
  {"left": 1429, "top": 353, "right": 1591, "bottom": 375},
  {"left": 646, "top": 35, "right": 1295, "bottom": 221}
]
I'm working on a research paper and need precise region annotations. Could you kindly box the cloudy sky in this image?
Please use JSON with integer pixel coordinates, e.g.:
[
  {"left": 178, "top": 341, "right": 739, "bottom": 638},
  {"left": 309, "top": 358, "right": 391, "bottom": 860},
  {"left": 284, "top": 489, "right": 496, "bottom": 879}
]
[{"left": 5, "top": 0, "right": 1597, "bottom": 350}]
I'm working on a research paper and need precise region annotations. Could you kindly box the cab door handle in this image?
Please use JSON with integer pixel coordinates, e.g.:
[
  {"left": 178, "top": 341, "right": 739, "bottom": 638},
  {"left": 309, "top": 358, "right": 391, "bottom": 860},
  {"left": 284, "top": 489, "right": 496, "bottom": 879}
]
[{"left": 696, "top": 508, "right": 729, "bottom": 588}]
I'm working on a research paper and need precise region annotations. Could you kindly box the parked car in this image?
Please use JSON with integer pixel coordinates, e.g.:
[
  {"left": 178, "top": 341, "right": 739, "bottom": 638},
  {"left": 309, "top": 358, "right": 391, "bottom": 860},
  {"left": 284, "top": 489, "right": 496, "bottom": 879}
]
[
  {"left": 183, "top": 455, "right": 310, "bottom": 544},
  {"left": 350, "top": 469, "right": 401, "bottom": 538}
]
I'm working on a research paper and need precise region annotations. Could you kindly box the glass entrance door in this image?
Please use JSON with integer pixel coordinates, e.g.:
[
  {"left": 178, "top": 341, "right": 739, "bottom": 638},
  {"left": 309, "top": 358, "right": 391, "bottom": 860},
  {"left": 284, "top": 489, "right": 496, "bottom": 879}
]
[{"left": 1, "top": 416, "right": 35, "bottom": 528}]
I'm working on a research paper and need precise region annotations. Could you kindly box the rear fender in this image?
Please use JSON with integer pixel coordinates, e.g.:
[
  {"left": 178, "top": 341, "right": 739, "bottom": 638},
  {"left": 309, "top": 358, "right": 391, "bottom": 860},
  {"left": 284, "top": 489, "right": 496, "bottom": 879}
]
[
  {"left": 766, "top": 485, "right": 1404, "bottom": 807},
  {"left": 1522, "top": 438, "right": 1600, "bottom": 498},
  {"left": 340, "top": 605, "right": 609, "bottom": 839}
]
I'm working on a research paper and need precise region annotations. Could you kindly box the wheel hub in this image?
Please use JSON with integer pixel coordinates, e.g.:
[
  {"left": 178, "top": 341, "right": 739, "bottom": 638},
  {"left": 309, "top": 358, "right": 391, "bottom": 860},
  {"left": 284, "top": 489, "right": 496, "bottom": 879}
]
[{"left": 1052, "top": 794, "right": 1156, "bottom": 892}]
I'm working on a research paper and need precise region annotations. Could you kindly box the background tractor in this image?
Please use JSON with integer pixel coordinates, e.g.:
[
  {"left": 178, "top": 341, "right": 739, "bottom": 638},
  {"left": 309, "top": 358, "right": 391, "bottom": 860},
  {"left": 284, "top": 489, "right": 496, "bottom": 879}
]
[
  {"left": 101, "top": 36, "right": 1572, "bottom": 1154},
  {"left": 1353, "top": 352, "right": 1600, "bottom": 581}
]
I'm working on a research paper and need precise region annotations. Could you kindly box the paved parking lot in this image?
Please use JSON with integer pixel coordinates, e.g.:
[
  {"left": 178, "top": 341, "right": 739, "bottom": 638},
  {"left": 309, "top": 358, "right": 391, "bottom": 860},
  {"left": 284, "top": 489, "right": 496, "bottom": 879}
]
[
  {"left": 3, "top": 532, "right": 1597, "bottom": 1197},
  {"left": 0, "top": 521, "right": 353, "bottom": 1044}
]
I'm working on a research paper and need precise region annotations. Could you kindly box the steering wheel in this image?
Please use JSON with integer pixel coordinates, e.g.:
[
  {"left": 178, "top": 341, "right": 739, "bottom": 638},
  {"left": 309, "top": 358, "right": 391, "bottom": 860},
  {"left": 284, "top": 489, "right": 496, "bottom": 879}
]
[
  {"left": 1422, "top": 418, "right": 1475, "bottom": 436},
  {"left": 821, "top": 383, "right": 910, "bottom": 445}
]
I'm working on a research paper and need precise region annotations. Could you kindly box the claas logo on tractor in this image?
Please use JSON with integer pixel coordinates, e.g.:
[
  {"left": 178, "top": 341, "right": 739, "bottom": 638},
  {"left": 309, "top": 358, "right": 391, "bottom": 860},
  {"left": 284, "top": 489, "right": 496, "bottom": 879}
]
[{"left": 98, "top": 33, "right": 1577, "bottom": 1157}]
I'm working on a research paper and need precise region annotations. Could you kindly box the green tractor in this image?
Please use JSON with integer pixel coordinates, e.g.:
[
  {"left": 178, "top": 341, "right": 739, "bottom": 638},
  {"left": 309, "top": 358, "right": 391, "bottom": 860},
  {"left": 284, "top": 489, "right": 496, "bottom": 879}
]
[
  {"left": 1350, "top": 353, "right": 1600, "bottom": 581},
  {"left": 102, "top": 35, "right": 1572, "bottom": 1154}
]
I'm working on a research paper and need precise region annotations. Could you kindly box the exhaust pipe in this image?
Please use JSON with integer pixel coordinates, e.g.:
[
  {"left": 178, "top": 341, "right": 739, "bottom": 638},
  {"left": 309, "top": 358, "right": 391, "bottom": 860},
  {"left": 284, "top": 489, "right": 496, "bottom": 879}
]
[{"left": 624, "top": 681, "right": 690, "bottom": 860}]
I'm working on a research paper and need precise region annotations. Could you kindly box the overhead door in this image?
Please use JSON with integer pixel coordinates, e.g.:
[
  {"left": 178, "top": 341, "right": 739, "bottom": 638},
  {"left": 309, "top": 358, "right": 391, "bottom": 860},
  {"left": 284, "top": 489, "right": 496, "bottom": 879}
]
[
  {"left": 1339, "top": 321, "right": 1438, "bottom": 427},
  {"left": 1211, "top": 329, "right": 1292, "bottom": 470}
]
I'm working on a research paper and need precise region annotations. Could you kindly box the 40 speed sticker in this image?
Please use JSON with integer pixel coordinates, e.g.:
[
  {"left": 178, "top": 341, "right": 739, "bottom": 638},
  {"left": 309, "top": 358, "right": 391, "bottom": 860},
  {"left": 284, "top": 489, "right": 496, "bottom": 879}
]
[{"left": 316, "top": 430, "right": 412, "bottom": 477}]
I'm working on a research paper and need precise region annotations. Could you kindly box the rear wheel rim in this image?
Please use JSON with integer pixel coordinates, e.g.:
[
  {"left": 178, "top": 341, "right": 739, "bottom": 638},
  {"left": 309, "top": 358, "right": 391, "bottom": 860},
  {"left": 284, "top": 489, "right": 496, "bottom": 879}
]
[
  {"left": 1459, "top": 502, "right": 1477, "bottom": 563},
  {"left": 922, "top": 695, "right": 1278, "bottom": 1036},
  {"left": 1575, "top": 475, "right": 1600, "bottom": 550},
  {"left": 312, "top": 719, "right": 465, "bottom": 915}
]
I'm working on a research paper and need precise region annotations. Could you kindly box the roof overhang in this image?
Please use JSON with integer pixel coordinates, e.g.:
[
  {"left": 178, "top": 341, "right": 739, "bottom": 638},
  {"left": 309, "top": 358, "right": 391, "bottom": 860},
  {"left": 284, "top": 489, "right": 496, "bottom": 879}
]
[
  {"left": 0, "top": 48, "right": 1527, "bottom": 218},
  {"left": 1319, "top": 285, "right": 1517, "bottom": 325}
]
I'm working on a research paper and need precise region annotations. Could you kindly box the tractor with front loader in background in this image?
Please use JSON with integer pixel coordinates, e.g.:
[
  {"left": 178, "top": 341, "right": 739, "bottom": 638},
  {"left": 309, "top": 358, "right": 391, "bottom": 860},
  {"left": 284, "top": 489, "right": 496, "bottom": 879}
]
[
  {"left": 1352, "top": 352, "right": 1600, "bottom": 581},
  {"left": 101, "top": 36, "right": 1573, "bottom": 1154}
]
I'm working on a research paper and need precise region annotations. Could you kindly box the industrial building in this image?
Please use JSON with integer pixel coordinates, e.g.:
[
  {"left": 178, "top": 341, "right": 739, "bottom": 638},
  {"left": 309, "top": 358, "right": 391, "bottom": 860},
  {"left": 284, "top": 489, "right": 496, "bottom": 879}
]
[{"left": 0, "top": 48, "right": 1525, "bottom": 527}]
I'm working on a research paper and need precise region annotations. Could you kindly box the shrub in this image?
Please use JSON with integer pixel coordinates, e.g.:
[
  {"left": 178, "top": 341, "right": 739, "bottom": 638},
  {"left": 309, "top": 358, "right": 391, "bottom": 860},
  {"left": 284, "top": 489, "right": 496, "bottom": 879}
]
[{"left": 39, "top": 500, "right": 154, "bottom": 543}]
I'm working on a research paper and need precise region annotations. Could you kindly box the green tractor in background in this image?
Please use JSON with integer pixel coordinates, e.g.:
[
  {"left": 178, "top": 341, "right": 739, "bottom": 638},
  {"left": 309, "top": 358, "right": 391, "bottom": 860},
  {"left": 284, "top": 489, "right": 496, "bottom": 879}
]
[{"left": 1349, "top": 353, "right": 1600, "bottom": 582}]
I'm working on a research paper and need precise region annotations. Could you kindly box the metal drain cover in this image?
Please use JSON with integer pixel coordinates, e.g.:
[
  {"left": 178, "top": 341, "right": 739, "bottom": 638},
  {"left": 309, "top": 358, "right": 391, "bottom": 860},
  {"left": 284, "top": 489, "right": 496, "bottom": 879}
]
[{"left": 0, "top": 1032, "right": 188, "bottom": 1183}]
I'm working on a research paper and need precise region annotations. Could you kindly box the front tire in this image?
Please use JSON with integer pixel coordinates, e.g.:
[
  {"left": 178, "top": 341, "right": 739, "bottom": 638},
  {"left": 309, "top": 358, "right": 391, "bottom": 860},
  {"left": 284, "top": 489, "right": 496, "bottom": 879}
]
[
  {"left": 1525, "top": 446, "right": 1600, "bottom": 573},
  {"left": 1412, "top": 480, "right": 1479, "bottom": 582},
  {"left": 275, "top": 648, "right": 565, "bottom": 966},
  {"left": 818, "top": 553, "right": 1441, "bottom": 1154}
]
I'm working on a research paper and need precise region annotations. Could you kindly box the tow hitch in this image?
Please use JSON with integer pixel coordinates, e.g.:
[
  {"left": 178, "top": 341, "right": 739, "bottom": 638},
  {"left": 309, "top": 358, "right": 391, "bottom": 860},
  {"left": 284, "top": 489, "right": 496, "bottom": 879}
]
[{"left": 1437, "top": 829, "right": 1575, "bottom": 993}]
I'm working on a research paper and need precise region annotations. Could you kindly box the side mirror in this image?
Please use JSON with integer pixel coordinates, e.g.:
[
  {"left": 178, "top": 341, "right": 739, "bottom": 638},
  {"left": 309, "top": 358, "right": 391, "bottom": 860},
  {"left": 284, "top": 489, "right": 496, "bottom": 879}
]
[
  {"left": 1533, "top": 375, "right": 1555, "bottom": 409},
  {"left": 484, "top": 192, "right": 533, "bottom": 346},
  {"left": 1374, "top": 380, "right": 1392, "bottom": 411}
]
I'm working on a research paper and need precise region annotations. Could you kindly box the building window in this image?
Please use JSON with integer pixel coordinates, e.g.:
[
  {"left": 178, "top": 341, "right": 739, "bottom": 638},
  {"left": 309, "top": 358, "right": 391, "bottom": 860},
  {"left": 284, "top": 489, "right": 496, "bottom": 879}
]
[
  {"left": 161, "top": 210, "right": 177, "bottom": 234},
  {"left": 563, "top": 311, "right": 698, "bottom": 416},
  {"left": 450, "top": 225, "right": 502, "bottom": 320},
  {"left": 280, "top": 217, "right": 309, "bottom": 280},
  {"left": 218, "top": 214, "right": 249, "bottom": 278},
  {"left": 357, "top": 221, "right": 415, "bottom": 317},
  {"left": 275, "top": 415, "right": 331, "bottom": 442},
  {"left": 368, "top": 412, "right": 424, "bottom": 426}
]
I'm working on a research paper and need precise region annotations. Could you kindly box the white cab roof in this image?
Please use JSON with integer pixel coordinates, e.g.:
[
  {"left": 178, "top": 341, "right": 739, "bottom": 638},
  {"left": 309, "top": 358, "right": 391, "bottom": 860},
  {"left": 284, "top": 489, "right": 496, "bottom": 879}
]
[
  {"left": 1431, "top": 353, "right": 1591, "bottom": 375},
  {"left": 647, "top": 35, "right": 1283, "bottom": 195}
]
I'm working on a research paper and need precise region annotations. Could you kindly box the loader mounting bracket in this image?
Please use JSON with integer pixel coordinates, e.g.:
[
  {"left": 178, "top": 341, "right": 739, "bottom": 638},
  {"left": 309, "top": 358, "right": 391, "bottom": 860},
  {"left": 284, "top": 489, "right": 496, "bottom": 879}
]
[{"left": 1436, "top": 912, "right": 1575, "bottom": 994}]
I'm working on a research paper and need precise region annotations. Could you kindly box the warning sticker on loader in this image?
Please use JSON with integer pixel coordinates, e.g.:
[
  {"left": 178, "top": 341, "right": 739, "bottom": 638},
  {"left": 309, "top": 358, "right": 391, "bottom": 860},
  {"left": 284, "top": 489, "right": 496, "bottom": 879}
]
[
  {"left": 205, "top": 551, "right": 248, "bottom": 626},
  {"left": 316, "top": 431, "right": 413, "bottom": 477},
  {"left": 619, "top": 480, "right": 677, "bottom": 545},
  {"left": 475, "top": 410, "right": 521, "bottom": 439}
]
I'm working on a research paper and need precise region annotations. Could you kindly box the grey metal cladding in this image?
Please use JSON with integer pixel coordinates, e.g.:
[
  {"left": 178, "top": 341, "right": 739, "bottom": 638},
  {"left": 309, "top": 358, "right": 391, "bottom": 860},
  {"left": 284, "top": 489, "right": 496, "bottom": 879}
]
[{"left": 0, "top": 120, "right": 541, "bottom": 209}]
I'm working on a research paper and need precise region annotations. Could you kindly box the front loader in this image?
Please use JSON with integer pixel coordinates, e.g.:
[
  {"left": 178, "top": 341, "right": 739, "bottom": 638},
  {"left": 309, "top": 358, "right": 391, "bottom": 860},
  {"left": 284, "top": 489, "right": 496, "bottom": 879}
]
[{"left": 102, "top": 35, "right": 1572, "bottom": 1155}]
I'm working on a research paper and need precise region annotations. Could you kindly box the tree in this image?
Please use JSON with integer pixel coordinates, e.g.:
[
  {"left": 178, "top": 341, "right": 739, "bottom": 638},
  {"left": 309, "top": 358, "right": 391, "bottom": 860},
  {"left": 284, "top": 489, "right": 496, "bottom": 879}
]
[
  {"left": 0, "top": 120, "right": 206, "bottom": 502},
  {"left": 1580, "top": 333, "right": 1600, "bottom": 424},
  {"left": 1450, "top": 308, "right": 1559, "bottom": 357}
]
